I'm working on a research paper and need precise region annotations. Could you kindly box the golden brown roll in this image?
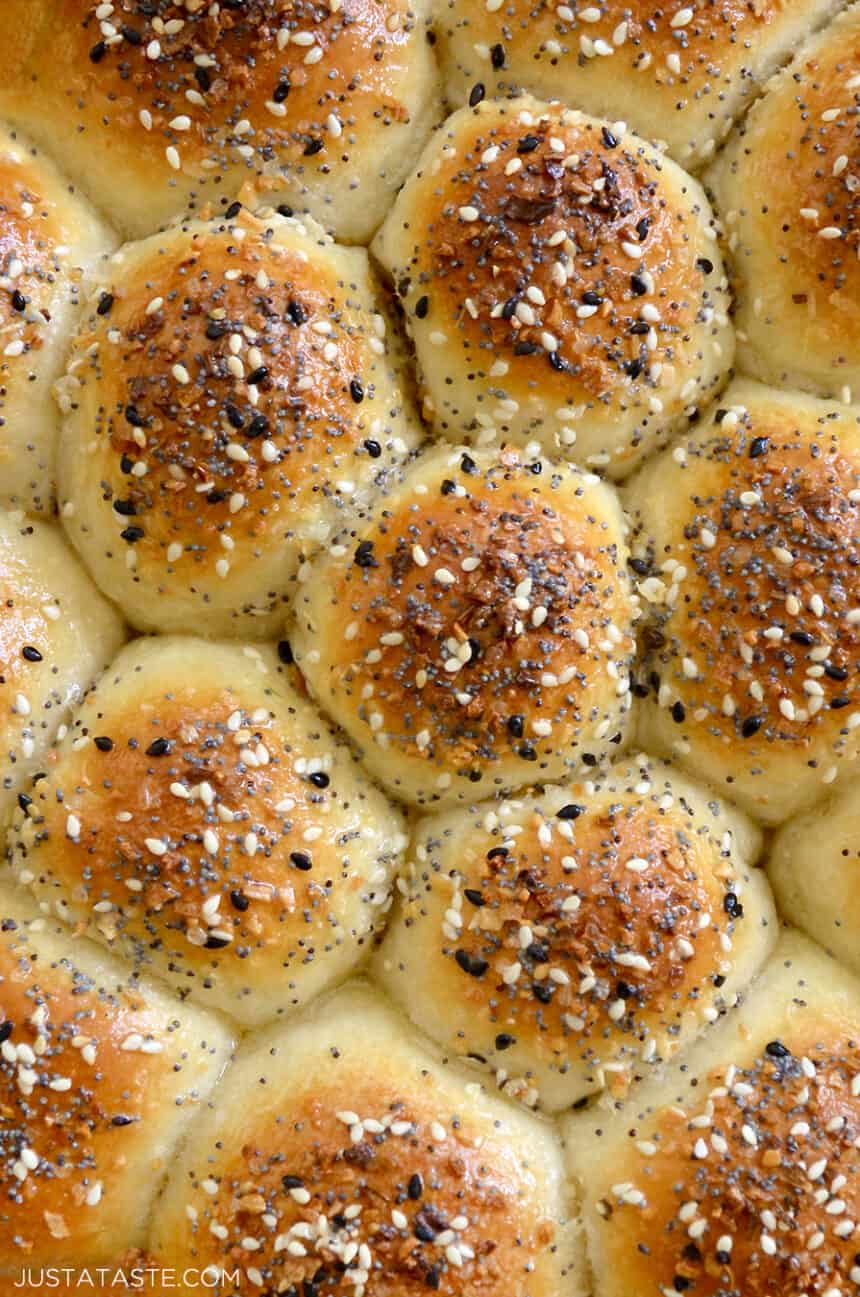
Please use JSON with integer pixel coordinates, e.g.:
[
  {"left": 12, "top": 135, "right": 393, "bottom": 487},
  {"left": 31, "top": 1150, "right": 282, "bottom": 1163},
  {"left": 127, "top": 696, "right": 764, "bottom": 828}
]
[
  {"left": 149, "top": 980, "right": 584, "bottom": 1297},
  {"left": 707, "top": 6, "right": 860, "bottom": 401},
  {"left": 376, "top": 754, "right": 773, "bottom": 1112},
  {"left": 0, "top": 511, "right": 125, "bottom": 827},
  {"left": 8, "top": 636, "right": 406, "bottom": 1027},
  {"left": 372, "top": 95, "right": 733, "bottom": 478},
  {"left": 0, "top": 124, "right": 114, "bottom": 515},
  {"left": 769, "top": 781, "right": 860, "bottom": 980},
  {"left": 291, "top": 443, "right": 638, "bottom": 808},
  {"left": 0, "top": 881, "right": 233, "bottom": 1275},
  {"left": 565, "top": 929, "right": 860, "bottom": 1297},
  {"left": 627, "top": 378, "right": 860, "bottom": 825},
  {"left": 57, "top": 208, "right": 420, "bottom": 638},
  {"left": 434, "top": 0, "right": 841, "bottom": 172},
  {"left": 0, "top": 0, "right": 440, "bottom": 244}
]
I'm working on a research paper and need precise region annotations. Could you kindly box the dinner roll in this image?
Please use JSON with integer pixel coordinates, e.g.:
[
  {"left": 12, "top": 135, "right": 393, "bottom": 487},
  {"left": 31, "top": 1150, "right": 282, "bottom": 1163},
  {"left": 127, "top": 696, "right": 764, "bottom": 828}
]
[
  {"left": 149, "top": 981, "right": 583, "bottom": 1297},
  {"left": 0, "top": 511, "right": 125, "bottom": 828},
  {"left": 707, "top": 5, "right": 860, "bottom": 401},
  {"left": 0, "top": 124, "right": 114, "bottom": 515},
  {"left": 434, "top": 0, "right": 841, "bottom": 172},
  {"left": 8, "top": 637, "right": 406, "bottom": 1028},
  {"left": 628, "top": 378, "right": 860, "bottom": 824},
  {"left": 372, "top": 95, "right": 733, "bottom": 478},
  {"left": 291, "top": 443, "right": 638, "bottom": 808},
  {"left": 564, "top": 930, "right": 860, "bottom": 1297},
  {"left": 376, "top": 754, "right": 773, "bottom": 1113},
  {"left": 0, "top": 0, "right": 439, "bottom": 244},
  {"left": 0, "top": 881, "right": 233, "bottom": 1275},
  {"left": 769, "top": 781, "right": 860, "bottom": 981},
  {"left": 57, "top": 208, "right": 419, "bottom": 638}
]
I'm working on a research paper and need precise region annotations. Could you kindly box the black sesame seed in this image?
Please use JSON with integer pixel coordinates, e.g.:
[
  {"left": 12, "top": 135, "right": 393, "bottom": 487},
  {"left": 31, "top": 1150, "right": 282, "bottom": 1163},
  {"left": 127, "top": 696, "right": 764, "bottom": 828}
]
[
  {"left": 17, "top": 794, "right": 31, "bottom": 813},
  {"left": 21, "top": 646, "right": 42, "bottom": 663},
  {"left": 96, "top": 293, "right": 114, "bottom": 316},
  {"left": 195, "top": 66, "right": 212, "bottom": 91},
  {"left": 741, "top": 715, "right": 763, "bottom": 738},
  {"left": 415, "top": 295, "right": 429, "bottom": 319},
  {"left": 582, "top": 290, "right": 602, "bottom": 306},
  {"left": 287, "top": 300, "right": 308, "bottom": 326},
  {"left": 291, "top": 852, "right": 313, "bottom": 871},
  {"left": 277, "top": 204, "right": 294, "bottom": 218},
  {"left": 469, "top": 83, "right": 485, "bottom": 107},
  {"left": 455, "top": 949, "right": 488, "bottom": 978},
  {"left": 121, "top": 24, "right": 142, "bottom": 43},
  {"left": 354, "top": 540, "right": 377, "bottom": 568},
  {"left": 517, "top": 134, "right": 541, "bottom": 153},
  {"left": 303, "top": 138, "right": 324, "bottom": 156},
  {"left": 277, "top": 640, "right": 294, "bottom": 665},
  {"left": 120, "top": 525, "right": 145, "bottom": 543},
  {"left": 125, "top": 404, "right": 145, "bottom": 427},
  {"left": 491, "top": 42, "right": 505, "bottom": 68},
  {"left": 630, "top": 274, "right": 648, "bottom": 296},
  {"left": 206, "top": 320, "right": 229, "bottom": 341},
  {"left": 230, "top": 890, "right": 250, "bottom": 912},
  {"left": 309, "top": 771, "right": 330, "bottom": 789},
  {"left": 765, "top": 1039, "right": 791, "bottom": 1059},
  {"left": 507, "top": 714, "right": 524, "bottom": 738},
  {"left": 146, "top": 738, "right": 172, "bottom": 757},
  {"left": 94, "top": 736, "right": 114, "bottom": 752},
  {"left": 89, "top": 40, "right": 107, "bottom": 62},
  {"left": 248, "top": 413, "right": 269, "bottom": 438},
  {"left": 463, "top": 888, "right": 485, "bottom": 907},
  {"left": 749, "top": 436, "right": 770, "bottom": 459},
  {"left": 273, "top": 80, "right": 291, "bottom": 103},
  {"left": 532, "top": 982, "right": 553, "bottom": 1003},
  {"left": 10, "top": 290, "right": 26, "bottom": 313},
  {"left": 495, "top": 1033, "right": 516, "bottom": 1051},
  {"left": 440, "top": 478, "right": 457, "bottom": 495},
  {"left": 247, "top": 366, "right": 268, "bottom": 386},
  {"left": 557, "top": 803, "right": 584, "bottom": 820},
  {"left": 282, "top": 1175, "right": 304, "bottom": 1190},
  {"left": 460, "top": 453, "right": 477, "bottom": 474},
  {"left": 350, "top": 378, "right": 364, "bottom": 404},
  {"left": 363, "top": 438, "right": 381, "bottom": 458},
  {"left": 0, "top": 1021, "right": 12, "bottom": 1044},
  {"left": 224, "top": 403, "right": 245, "bottom": 430},
  {"left": 408, "top": 1172, "right": 423, "bottom": 1199},
  {"left": 111, "top": 1114, "right": 134, "bottom": 1126},
  {"left": 790, "top": 630, "right": 815, "bottom": 646},
  {"left": 723, "top": 892, "right": 744, "bottom": 919},
  {"left": 825, "top": 662, "right": 849, "bottom": 681},
  {"left": 695, "top": 257, "right": 714, "bottom": 275},
  {"left": 671, "top": 700, "right": 686, "bottom": 724},
  {"left": 204, "top": 935, "right": 231, "bottom": 950},
  {"left": 601, "top": 127, "right": 617, "bottom": 149},
  {"left": 112, "top": 498, "right": 136, "bottom": 516}
]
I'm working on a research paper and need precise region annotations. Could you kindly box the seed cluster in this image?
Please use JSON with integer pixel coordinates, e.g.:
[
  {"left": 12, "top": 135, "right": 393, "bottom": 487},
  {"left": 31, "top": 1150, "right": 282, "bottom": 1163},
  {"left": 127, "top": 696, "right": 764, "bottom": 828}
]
[
  {"left": 709, "top": 6, "right": 860, "bottom": 399},
  {"left": 0, "top": 909, "right": 227, "bottom": 1260},
  {"left": 169, "top": 1089, "right": 556, "bottom": 1295},
  {"left": 8, "top": 640, "right": 403, "bottom": 1024},
  {"left": 58, "top": 207, "right": 414, "bottom": 634},
  {"left": 630, "top": 390, "right": 860, "bottom": 816},
  {"left": 381, "top": 760, "right": 754, "bottom": 1109},
  {"left": 294, "top": 446, "right": 637, "bottom": 803},
  {"left": 375, "top": 97, "right": 731, "bottom": 474},
  {"left": 434, "top": 0, "right": 807, "bottom": 168},
  {"left": 1, "top": 0, "right": 435, "bottom": 240},
  {"left": 604, "top": 1033, "right": 860, "bottom": 1296}
]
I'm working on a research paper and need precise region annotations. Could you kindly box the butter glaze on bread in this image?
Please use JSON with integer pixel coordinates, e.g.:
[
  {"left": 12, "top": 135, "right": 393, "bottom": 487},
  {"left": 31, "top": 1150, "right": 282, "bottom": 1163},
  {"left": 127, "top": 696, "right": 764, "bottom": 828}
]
[
  {"left": 8, "top": 637, "right": 406, "bottom": 1026},
  {"left": 377, "top": 754, "right": 773, "bottom": 1112},
  {"left": 373, "top": 94, "right": 733, "bottom": 478},
  {"left": 0, "top": 0, "right": 440, "bottom": 243},
  {"left": 57, "top": 208, "right": 420, "bottom": 637},
  {"left": 292, "top": 442, "right": 638, "bottom": 807}
]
